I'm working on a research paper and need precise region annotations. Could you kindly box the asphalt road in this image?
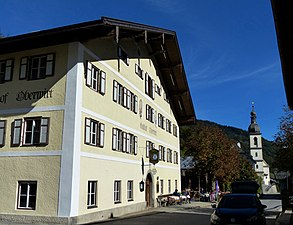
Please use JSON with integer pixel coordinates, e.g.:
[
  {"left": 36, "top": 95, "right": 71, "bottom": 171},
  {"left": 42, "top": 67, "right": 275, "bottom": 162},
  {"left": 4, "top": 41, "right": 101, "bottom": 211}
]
[{"left": 93, "top": 211, "right": 277, "bottom": 225}]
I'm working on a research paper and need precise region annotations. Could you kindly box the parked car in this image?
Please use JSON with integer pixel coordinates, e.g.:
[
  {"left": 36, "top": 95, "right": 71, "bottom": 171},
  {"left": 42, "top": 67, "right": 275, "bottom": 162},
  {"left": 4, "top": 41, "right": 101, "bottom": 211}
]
[{"left": 210, "top": 193, "right": 267, "bottom": 225}]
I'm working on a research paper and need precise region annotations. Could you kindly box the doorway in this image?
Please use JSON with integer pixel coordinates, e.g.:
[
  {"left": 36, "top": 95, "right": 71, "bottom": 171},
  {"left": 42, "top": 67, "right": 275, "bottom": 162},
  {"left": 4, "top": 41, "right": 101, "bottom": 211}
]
[{"left": 145, "top": 173, "right": 153, "bottom": 207}]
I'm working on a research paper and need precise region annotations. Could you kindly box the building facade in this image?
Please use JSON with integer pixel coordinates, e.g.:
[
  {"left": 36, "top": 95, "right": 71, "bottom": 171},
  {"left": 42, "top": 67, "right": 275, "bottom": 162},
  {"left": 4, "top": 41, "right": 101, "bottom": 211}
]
[{"left": 0, "top": 17, "right": 195, "bottom": 224}]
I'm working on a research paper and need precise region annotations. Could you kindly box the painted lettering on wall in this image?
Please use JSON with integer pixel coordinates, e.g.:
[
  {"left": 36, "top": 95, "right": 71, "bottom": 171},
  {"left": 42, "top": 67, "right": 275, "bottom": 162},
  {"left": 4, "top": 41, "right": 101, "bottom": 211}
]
[
  {"left": 0, "top": 88, "right": 53, "bottom": 104},
  {"left": 16, "top": 89, "right": 53, "bottom": 102},
  {"left": 0, "top": 93, "right": 8, "bottom": 104}
]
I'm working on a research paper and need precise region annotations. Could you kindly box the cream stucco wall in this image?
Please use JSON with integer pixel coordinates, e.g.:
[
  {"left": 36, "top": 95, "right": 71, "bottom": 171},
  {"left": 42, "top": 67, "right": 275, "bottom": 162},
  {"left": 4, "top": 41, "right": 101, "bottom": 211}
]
[{"left": 0, "top": 156, "right": 60, "bottom": 216}]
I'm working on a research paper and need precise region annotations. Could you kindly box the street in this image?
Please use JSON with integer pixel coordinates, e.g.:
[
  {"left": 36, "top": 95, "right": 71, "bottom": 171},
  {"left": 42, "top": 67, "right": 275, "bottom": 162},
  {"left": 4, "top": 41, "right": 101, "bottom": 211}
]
[{"left": 93, "top": 210, "right": 277, "bottom": 225}]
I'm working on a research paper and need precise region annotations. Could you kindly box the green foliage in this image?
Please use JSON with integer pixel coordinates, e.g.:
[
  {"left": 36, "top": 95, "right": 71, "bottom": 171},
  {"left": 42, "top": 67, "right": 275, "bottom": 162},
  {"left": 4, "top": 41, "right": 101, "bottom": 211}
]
[
  {"left": 191, "top": 120, "right": 277, "bottom": 167},
  {"left": 273, "top": 107, "right": 293, "bottom": 173},
  {"left": 181, "top": 121, "right": 257, "bottom": 189}
]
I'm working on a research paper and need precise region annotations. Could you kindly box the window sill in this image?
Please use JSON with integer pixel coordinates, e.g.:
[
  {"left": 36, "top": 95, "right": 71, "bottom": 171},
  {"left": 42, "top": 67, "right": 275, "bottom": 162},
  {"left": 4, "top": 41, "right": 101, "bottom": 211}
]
[{"left": 87, "top": 205, "right": 98, "bottom": 209}]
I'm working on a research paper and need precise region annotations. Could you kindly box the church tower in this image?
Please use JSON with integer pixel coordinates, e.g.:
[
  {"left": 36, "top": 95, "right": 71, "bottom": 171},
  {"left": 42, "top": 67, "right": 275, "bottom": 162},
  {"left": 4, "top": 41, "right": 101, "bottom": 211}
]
[{"left": 248, "top": 104, "right": 264, "bottom": 180}]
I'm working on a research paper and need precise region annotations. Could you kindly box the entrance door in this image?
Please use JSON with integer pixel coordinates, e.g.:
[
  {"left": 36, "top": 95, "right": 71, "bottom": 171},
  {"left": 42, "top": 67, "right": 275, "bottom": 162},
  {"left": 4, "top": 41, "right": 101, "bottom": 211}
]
[{"left": 145, "top": 173, "right": 153, "bottom": 207}]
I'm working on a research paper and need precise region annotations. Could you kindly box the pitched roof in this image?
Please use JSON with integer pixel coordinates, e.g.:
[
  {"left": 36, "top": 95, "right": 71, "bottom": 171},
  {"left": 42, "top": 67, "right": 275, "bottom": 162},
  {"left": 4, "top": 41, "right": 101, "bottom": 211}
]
[
  {"left": 0, "top": 17, "right": 196, "bottom": 125},
  {"left": 271, "top": 0, "right": 293, "bottom": 109}
]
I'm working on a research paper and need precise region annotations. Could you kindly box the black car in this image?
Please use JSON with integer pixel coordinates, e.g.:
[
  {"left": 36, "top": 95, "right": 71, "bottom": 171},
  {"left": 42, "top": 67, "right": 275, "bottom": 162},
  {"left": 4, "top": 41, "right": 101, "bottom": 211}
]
[{"left": 210, "top": 193, "right": 267, "bottom": 225}]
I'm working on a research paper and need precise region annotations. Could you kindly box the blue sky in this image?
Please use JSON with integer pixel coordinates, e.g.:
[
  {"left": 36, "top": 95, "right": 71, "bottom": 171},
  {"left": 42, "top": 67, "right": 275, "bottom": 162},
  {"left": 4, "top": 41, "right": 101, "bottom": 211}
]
[{"left": 0, "top": 0, "right": 287, "bottom": 140}]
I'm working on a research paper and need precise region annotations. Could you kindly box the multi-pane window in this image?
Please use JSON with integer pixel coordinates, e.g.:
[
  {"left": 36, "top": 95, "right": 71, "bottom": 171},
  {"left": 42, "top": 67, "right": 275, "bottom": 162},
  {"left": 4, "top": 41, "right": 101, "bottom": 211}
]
[
  {"left": 160, "top": 180, "right": 164, "bottom": 194},
  {"left": 168, "top": 180, "right": 171, "bottom": 193},
  {"left": 112, "top": 128, "right": 137, "bottom": 155},
  {"left": 114, "top": 180, "right": 121, "bottom": 204},
  {"left": 155, "top": 84, "right": 161, "bottom": 96},
  {"left": 0, "top": 120, "right": 6, "bottom": 147},
  {"left": 173, "top": 124, "right": 178, "bottom": 137},
  {"left": 167, "top": 148, "right": 172, "bottom": 163},
  {"left": 174, "top": 151, "right": 179, "bottom": 164},
  {"left": 145, "top": 73, "right": 155, "bottom": 99},
  {"left": 146, "top": 104, "right": 155, "bottom": 123},
  {"left": 127, "top": 180, "right": 133, "bottom": 201},
  {"left": 86, "top": 61, "right": 106, "bottom": 95},
  {"left": 159, "top": 145, "right": 165, "bottom": 161},
  {"left": 85, "top": 118, "right": 105, "bottom": 147},
  {"left": 19, "top": 54, "right": 55, "bottom": 80},
  {"left": 0, "top": 59, "right": 13, "bottom": 83},
  {"left": 166, "top": 119, "right": 172, "bottom": 133},
  {"left": 175, "top": 180, "right": 178, "bottom": 191},
  {"left": 113, "top": 80, "right": 138, "bottom": 113},
  {"left": 146, "top": 141, "right": 155, "bottom": 158},
  {"left": 17, "top": 181, "right": 37, "bottom": 210},
  {"left": 87, "top": 181, "right": 97, "bottom": 208},
  {"left": 12, "top": 117, "right": 49, "bottom": 146},
  {"left": 135, "top": 64, "right": 143, "bottom": 79},
  {"left": 158, "top": 113, "right": 165, "bottom": 129},
  {"left": 118, "top": 47, "right": 129, "bottom": 66}
]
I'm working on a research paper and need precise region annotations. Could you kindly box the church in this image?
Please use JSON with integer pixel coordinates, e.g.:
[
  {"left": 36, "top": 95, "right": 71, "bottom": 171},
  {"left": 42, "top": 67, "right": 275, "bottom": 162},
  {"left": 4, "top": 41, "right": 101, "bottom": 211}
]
[{"left": 248, "top": 104, "right": 271, "bottom": 189}]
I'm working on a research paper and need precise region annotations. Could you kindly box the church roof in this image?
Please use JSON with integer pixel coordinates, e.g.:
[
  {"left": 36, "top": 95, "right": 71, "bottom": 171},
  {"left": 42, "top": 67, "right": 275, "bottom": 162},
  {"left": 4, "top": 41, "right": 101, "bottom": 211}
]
[{"left": 248, "top": 105, "right": 261, "bottom": 134}]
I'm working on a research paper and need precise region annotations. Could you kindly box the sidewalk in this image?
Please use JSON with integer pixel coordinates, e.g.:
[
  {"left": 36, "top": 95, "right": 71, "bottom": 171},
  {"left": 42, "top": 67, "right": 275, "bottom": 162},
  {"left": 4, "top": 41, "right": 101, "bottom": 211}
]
[{"left": 275, "top": 210, "right": 293, "bottom": 225}]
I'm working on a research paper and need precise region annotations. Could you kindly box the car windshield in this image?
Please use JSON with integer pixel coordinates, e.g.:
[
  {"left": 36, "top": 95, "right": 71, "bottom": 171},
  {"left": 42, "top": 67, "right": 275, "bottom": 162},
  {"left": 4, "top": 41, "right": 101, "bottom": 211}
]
[{"left": 218, "top": 195, "right": 259, "bottom": 209}]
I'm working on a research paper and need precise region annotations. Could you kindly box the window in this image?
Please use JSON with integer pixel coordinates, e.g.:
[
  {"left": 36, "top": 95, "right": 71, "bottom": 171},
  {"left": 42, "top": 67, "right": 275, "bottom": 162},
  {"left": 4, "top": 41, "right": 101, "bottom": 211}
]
[
  {"left": 175, "top": 180, "right": 178, "bottom": 190},
  {"left": 167, "top": 148, "right": 172, "bottom": 163},
  {"left": 168, "top": 180, "right": 171, "bottom": 193},
  {"left": 112, "top": 128, "right": 137, "bottom": 155},
  {"left": 85, "top": 118, "right": 105, "bottom": 147},
  {"left": 118, "top": 47, "right": 129, "bottom": 66},
  {"left": 135, "top": 64, "right": 143, "bottom": 79},
  {"left": 174, "top": 151, "right": 179, "bottom": 164},
  {"left": 160, "top": 180, "right": 164, "bottom": 194},
  {"left": 166, "top": 119, "right": 172, "bottom": 133},
  {"left": 146, "top": 141, "right": 155, "bottom": 158},
  {"left": 255, "top": 152, "right": 258, "bottom": 157},
  {"left": 146, "top": 104, "right": 155, "bottom": 123},
  {"left": 20, "top": 54, "right": 55, "bottom": 80},
  {"left": 113, "top": 80, "right": 138, "bottom": 113},
  {"left": 158, "top": 113, "right": 165, "bottom": 129},
  {"left": 156, "top": 181, "right": 160, "bottom": 193},
  {"left": 17, "top": 181, "right": 37, "bottom": 210},
  {"left": 0, "top": 59, "right": 13, "bottom": 83},
  {"left": 145, "top": 73, "right": 155, "bottom": 99},
  {"left": 12, "top": 117, "right": 49, "bottom": 146},
  {"left": 86, "top": 61, "right": 106, "bottom": 95},
  {"left": 114, "top": 180, "right": 121, "bottom": 203},
  {"left": 155, "top": 84, "right": 161, "bottom": 96},
  {"left": 0, "top": 120, "right": 6, "bottom": 147},
  {"left": 173, "top": 124, "right": 178, "bottom": 137},
  {"left": 254, "top": 137, "right": 258, "bottom": 147},
  {"left": 127, "top": 180, "right": 133, "bottom": 201},
  {"left": 159, "top": 145, "right": 164, "bottom": 161},
  {"left": 87, "top": 181, "right": 97, "bottom": 208},
  {"left": 256, "top": 164, "right": 259, "bottom": 169}
]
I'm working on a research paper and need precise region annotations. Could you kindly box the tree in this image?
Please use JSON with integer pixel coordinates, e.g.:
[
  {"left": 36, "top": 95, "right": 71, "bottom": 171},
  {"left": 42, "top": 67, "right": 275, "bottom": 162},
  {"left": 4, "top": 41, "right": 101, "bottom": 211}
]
[
  {"left": 181, "top": 122, "right": 257, "bottom": 191},
  {"left": 273, "top": 107, "right": 293, "bottom": 173}
]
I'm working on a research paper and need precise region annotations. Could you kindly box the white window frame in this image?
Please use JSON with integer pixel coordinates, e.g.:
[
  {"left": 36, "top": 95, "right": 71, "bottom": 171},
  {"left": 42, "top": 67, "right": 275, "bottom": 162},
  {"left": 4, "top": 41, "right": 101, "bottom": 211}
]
[
  {"left": 127, "top": 180, "right": 134, "bottom": 201},
  {"left": 0, "top": 59, "right": 13, "bottom": 83},
  {"left": 114, "top": 180, "right": 121, "bottom": 203},
  {"left": 85, "top": 118, "right": 105, "bottom": 148},
  {"left": 87, "top": 181, "right": 97, "bottom": 208},
  {"left": 0, "top": 120, "right": 6, "bottom": 147},
  {"left": 21, "top": 53, "right": 54, "bottom": 80},
  {"left": 12, "top": 117, "right": 49, "bottom": 146},
  {"left": 86, "top": 61, "right": 106, "bottom": 95},
  {"left": 17, "top": 181, "right": 37, "bottom": 210}
]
